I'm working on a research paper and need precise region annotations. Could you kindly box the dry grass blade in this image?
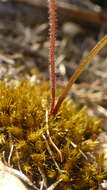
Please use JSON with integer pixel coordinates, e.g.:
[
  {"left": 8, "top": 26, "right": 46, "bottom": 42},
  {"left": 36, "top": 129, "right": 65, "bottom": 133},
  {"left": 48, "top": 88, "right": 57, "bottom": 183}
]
[{"left": 53, "top": 34, "right": 107, "bottom": 115}]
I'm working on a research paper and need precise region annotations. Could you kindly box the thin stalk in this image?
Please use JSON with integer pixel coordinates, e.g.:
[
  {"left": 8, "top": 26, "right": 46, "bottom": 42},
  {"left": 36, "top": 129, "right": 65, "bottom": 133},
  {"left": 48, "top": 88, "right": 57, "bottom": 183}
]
[
  {"left": 45, "top": 109, "right": 63, "bottom": 163},
  {"left": 48, "top": 0, "right": 57, "bottom": 115},
  {"left": 52, "top": 34, "right": 107, "bottom": 116}
]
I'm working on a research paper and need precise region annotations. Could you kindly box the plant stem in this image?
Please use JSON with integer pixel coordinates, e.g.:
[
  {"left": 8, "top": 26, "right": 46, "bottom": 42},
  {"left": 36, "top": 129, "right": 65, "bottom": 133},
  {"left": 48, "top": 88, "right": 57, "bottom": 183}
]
[
  {"left": 48, "top": 0, "right": 57, "bottom": 115},
  {"left": 52, "top": 34, "right": 107, "bottom": 116}
]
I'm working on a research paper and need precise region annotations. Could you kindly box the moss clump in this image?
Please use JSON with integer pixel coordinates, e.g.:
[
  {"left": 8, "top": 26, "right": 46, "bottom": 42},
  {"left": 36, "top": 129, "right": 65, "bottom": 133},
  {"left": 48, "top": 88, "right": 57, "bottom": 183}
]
[{"left": 0, "top": 80, "right": 106, "bottom": 189}]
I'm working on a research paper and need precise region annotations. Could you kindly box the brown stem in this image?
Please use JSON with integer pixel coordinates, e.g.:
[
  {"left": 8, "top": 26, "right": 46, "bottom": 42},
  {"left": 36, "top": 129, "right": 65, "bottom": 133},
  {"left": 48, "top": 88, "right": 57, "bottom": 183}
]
[
  {"left": 52, "top": 34, "right": 107, "bottom": 116},
  {"left": 48, "top": 0, "right": 57, "bottom": 115}
]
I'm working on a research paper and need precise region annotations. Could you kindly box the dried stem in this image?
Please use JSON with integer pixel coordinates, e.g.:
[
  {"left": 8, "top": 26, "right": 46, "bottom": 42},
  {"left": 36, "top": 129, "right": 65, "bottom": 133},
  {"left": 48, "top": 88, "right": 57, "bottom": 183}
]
[
  {"left": 8, "top": 145, "right": 14, "bottom": 166},
  {"left": 52, "top": 34, "right": 107, "bottom": 116},
  {"left": 47, "top": 179, "right": 62, "bottom": 190},
  {"left": 42, "top": 134, "right": 62, "bottom": 173},
  {"left": 45, "top": 110, "right": 63, "bottom": 163},
  {"left": 38, "top": 166, "right": 47, "bottom": 189},
  {"left": 48, "top": 0, "right": 57, "bottom": 115}
]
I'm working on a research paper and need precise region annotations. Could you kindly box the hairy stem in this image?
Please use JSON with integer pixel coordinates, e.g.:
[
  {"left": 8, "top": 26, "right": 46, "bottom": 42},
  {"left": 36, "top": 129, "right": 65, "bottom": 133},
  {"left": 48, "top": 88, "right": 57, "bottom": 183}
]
[
  {"left": 52, "top": 34, "right": 107, "bottom": 116},
  {"left": 48, "top": 0, "right": 57, "bottom": 115}
]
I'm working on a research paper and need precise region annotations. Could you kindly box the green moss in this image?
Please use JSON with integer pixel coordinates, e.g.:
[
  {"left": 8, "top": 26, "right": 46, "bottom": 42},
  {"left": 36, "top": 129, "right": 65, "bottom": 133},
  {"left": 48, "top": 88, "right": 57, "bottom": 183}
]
[{"left": 0, "top": 80, "right": 106, "bottom": 189}]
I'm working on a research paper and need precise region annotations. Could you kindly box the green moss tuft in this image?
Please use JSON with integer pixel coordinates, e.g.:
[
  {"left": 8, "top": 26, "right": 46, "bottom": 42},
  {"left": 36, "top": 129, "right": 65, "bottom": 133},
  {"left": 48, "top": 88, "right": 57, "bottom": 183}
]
[{"left": 0, "top": 80, "right": 106, "bottom": 189}]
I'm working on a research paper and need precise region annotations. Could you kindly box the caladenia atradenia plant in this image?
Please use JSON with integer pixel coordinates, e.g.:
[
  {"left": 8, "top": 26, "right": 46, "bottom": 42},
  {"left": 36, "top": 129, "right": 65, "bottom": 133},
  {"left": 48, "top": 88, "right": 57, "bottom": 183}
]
[
  {"left": 0, "top": 0, "right": 107, "bottom": 190},
  {"left": 48, "top": 0, "right": 107, "bottom": 117}
]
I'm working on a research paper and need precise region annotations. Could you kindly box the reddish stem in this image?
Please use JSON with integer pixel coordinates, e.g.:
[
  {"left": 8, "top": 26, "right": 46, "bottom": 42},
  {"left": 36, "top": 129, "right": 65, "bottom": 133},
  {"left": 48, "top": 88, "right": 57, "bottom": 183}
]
[{"left": 48, "top": 0, "right": 57, "bottom": 115}]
